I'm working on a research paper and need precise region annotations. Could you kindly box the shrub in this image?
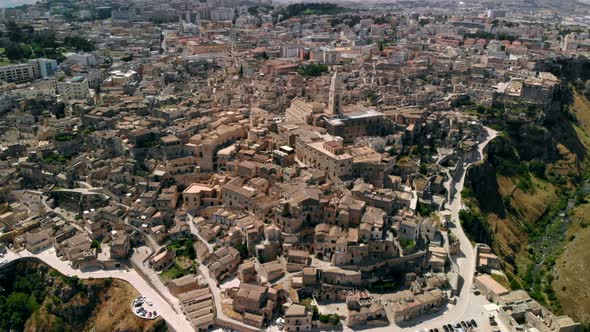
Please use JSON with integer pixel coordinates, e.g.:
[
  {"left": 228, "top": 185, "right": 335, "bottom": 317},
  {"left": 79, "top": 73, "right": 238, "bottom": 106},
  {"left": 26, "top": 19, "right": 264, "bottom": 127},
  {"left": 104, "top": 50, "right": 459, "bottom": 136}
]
[
  {"left": 417, "top": 202, "right": 431, "bottom": 216},
  {"left": 318, "top": 314, "right": 340, "bottom": 325},
  {"left": 398, "top": 238, "right": 416, "bottom": 251},
  {"left": 329, "top": 314, "right": 340, "bottom": 325},
  {"left": 312, "top": 306, "right": 319, "bottom": 320},
  {"left": 459, "top": 209, "right": 492, "bottom": 244},
  {"left": 529, "top": 160, "right": 547, "bottom": 179},
  {"left": 516, "top": 177, "right": 534, "bottom": 193},
  {"left": 419, "top": 163, "right": 428, "bottom": 175},
  {"left": 451, "top": 95, "right": 474, "bottom": 108}
]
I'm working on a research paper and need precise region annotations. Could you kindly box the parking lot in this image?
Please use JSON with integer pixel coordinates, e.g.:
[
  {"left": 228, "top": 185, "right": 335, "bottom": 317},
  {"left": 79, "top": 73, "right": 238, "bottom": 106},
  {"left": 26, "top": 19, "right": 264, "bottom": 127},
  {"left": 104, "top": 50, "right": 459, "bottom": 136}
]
[
  {"left": 131, "top": 296, "right": 160, "bottom": 320},
  {"left": 439, "top": 319, "right": 480, "bottom": 332}
]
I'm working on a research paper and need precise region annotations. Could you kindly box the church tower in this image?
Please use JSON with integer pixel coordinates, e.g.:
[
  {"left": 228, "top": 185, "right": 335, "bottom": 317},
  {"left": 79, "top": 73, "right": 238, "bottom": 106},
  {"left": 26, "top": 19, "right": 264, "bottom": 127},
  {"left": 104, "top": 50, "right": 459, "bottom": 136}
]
[{"left": 327, "top": 70, "right": 342, "bottom": 116}]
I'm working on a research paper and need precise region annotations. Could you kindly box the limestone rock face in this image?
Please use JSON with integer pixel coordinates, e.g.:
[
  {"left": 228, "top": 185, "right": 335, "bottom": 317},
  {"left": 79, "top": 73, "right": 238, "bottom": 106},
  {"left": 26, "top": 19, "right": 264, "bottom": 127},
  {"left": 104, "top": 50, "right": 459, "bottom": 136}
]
[{"left": 467, "top": 159, "right": 506, "bottom": 218}]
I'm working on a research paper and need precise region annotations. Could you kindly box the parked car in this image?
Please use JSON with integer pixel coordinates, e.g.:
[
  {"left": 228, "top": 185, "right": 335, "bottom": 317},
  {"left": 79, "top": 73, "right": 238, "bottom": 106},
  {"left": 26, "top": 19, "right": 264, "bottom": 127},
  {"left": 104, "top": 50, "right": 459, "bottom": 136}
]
[
  {"left": 471, "top": 319, "right": 478, "bottom": 327},
  {"left": 443, "top": 325, "right": 449, "bottom": 332}
]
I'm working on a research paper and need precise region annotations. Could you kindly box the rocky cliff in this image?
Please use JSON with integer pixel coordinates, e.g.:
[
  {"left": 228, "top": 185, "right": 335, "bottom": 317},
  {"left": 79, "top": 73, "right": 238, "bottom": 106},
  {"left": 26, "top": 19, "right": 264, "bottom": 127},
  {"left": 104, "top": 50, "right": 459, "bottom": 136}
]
[{"left": 462, "top": 58, "right": 590, "bottom": 326}]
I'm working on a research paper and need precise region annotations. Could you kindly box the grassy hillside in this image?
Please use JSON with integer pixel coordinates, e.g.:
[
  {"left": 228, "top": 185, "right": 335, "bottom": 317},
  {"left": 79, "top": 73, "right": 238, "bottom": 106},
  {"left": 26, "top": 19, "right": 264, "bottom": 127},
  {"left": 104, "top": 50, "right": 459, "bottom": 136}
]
[
  {"left": 25, "top": 279, "right": 165, "bottom": 332},
  {"left": 553, "top": 198, "right": 590, "bottom": 323},
  {"left": 551, "top": 91, "right": 590, "bottom": 325},
  {"left": 462, "top": 88, "right": 590, "bottom": 321},
  {"left": 0, "top": 261, "right": 167, "bottom": 332}
]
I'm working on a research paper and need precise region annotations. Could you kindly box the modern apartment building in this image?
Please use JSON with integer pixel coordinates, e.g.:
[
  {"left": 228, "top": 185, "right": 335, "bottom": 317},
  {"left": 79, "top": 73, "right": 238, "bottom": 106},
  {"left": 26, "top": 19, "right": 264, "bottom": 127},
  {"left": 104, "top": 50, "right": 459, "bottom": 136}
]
[{"left": 56, "top": 76, "right": 90, "bottom": 100}]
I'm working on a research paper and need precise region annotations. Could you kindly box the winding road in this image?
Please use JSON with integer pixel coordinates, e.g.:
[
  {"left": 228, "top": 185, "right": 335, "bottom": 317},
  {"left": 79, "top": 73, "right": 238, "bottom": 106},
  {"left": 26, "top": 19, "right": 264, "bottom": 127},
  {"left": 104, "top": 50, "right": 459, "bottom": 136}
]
[
  {"left": 266, "top": 127, "right": 498, "bottom": 332},
  {"left": 337, "top": 126, "right": 498, "bottom": 332},
  {"left": 1, "top": 248, "right": 195, "bottom": 332},
  {"left": 3, "top": 127, "right": 498, "bottom": 332}
]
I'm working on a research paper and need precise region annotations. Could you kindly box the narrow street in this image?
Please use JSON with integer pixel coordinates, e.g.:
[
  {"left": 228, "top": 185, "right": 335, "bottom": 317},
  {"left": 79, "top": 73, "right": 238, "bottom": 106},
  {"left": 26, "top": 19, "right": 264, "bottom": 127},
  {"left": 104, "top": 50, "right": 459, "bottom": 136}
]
[
  {"left": 2, "top": 127, "right": 498, "bottom": 332},
  {"left": 336, "top": 127, "right": 499, "bottom": 332},
  {"left": 197, "top": 264, "right": 264, "bottom": 332},
  {"left": 188, "top": 214, "right": 215, "bottom": 253}
]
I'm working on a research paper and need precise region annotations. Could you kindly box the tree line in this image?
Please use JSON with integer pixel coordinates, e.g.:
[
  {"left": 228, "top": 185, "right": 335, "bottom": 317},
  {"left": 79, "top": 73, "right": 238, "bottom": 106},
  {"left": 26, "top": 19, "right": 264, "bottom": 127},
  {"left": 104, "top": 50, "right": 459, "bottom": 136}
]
[{"left": 1, "top": 21, "right": 95, "bottom": 62}]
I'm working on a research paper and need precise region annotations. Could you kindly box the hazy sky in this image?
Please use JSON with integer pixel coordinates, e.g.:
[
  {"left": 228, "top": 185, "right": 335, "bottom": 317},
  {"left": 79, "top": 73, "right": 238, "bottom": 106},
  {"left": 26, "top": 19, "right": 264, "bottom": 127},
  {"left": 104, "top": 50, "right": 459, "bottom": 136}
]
[{"left": 0, "top": 0, "right": 37, "bottom": 8}]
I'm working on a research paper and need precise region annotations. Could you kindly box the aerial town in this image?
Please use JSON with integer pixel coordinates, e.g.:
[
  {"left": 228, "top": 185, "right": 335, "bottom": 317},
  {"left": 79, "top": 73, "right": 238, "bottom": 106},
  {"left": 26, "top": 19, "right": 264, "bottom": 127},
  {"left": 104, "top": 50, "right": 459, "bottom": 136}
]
[{"left": 0, "top": 0, "right": 589, "bottom": 331}]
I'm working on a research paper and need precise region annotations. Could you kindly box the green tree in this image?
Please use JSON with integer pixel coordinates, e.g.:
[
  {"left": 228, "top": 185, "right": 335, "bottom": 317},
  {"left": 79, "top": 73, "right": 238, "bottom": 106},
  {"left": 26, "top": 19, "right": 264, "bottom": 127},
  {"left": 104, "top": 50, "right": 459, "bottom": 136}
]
[
  {"left": 186, "top": 242, "right": 196, "bottom": 260},
  {"left": 51, "top": 316, "right": 66, "bottom": 332},
  {"left": 0, "top": 292, "right": 39, "bottom": 331},
  {"left": 5, "top": 44, "right": 25, "bottom": 60},
  {"left": 235, "top": 242, "right": 249, "bottom": 259},
  {"left": 419, "top": 163, "right": 428, "bottom": 175},
  {"left": 329, "top": 314, "right": 340, "bottom": 325},
  {"left": 528, "top": 160, "right": 546, "bottom": 179},
  {"left": 63, "top": 36, "right": 95, "bottom": 52},
  {"left": 417, "top": 202, "right": 431, "bottom": 216},
  {"left": 91, "top": 239, "right": 101, "bottom": 250},
  {"left": 297, "top": 64, "right": 328, "bottom": 77}
]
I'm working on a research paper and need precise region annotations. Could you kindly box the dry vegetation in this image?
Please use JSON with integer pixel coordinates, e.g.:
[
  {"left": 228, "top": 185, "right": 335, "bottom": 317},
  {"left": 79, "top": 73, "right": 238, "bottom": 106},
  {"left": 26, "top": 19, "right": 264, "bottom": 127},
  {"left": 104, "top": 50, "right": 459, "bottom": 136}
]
[
  {"left": 550, "top": 91, "right": 590, "bottom": 325},
  {"left": 486, "top": 174, "right": 560, "bottom": 272},
  {"left": 25, "top": 278, "right": 165, "bottom": 332},
  {"left": 553, "top": 201, "right": 590, "bottom": 324},
  {"left": 91, "top": 280, "right": 164, "bottom": 332}
]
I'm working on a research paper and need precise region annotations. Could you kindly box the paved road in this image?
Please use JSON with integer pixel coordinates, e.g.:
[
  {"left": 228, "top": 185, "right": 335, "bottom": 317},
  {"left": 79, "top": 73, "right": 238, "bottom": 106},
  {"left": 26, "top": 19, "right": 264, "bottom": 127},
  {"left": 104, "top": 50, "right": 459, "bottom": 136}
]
[
  {"left": 319, "top": 127, "right": 498, "bottom": 332},
  {"left": 271, "top": 128, "right": 499, "bottom": 332},
  {"left": 422, "top": 127, "right": 498, "bottom": 328},
  {"left": 188, "top": 215, "right": 215, "bottom": 253},
  {"left": 130, "top": 247, "right": 184, "bottom": 313},
  {"left": 3, "top": 128, "right": 498, "bottom": 332},
  {"left": 1, "top": 248, "right": 194, "bottom": 332}
]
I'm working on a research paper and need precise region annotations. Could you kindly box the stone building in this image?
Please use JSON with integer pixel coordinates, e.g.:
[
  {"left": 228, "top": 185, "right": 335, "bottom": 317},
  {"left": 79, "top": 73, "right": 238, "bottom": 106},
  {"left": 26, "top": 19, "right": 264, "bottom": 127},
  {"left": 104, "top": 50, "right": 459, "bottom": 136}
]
[{"left": 284, "top": 303, "right": 313, "bottom": 331}]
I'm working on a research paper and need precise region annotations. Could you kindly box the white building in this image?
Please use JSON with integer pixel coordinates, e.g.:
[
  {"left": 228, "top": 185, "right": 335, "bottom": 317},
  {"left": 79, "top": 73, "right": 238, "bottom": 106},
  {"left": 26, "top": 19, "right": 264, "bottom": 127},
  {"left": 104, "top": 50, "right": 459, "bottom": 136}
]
[
  {"left": 0, "top": 63, "right": 36, "bottom": 83},
  {"left": 104, "top": 69, "right": 138, "bottom": 86},
  {"left": 210, "top": 7, "right": 234, "bottom": 21},
  {"left": 56, "top": 76, "right": 90, "bottom": 100},
  {"left": 65, "top": 53, "right": 98, "bottom": 67},
  {"left": 281, "top": 46, "right": 300, "bottom": 58}
]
